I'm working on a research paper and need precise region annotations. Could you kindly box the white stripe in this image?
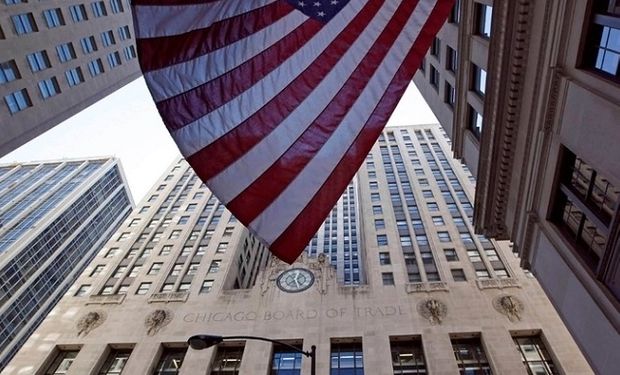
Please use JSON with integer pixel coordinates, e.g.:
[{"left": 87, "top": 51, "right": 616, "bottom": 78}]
[
  {"left": 250, "top": 0, "right": 439, "bottom": 244},
  {"left": 170, "top": 1, "right": 367, "bottom": 157},
  {"left": 145, "top": 11, "right": 308, "bottom": 102},
  {"left": 134, "top": 0, "right": 277, "bottom": 38},
  {"left": 208, "top": 0, "right": 401, "bottom": 203}
]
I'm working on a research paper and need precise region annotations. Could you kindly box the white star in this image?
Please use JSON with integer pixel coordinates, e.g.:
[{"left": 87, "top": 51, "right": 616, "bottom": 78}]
[
  {"left": 317, "top": 11, "right": 326, "bottom": 17},
  {"left": 298, "top": 1, "right": 306, "bottom": 6},
  {"left": 331, "top": 0, "right": 339, "bottom": 4},
  {"left": 313, "top": 1, "right": 321, "bottom": 7}
]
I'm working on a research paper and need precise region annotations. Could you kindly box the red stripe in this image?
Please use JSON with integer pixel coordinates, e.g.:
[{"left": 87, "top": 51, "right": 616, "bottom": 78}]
[
  {"left": 186, "top": 0, "right": 384, "bottom": 181},
  {"left": 137, "top": 2, "right": 293, "bottom": 73},
  {"left": 156, "top": 17, "right": 322, "bottom": 130},
  {"left": 269, "top": 0, "right": 456, "bottom": 264},
  {"left": 226, "top": 0, "right": 420, "bottom": 224}
]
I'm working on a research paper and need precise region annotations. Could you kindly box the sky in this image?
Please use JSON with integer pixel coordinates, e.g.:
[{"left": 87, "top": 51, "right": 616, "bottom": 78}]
[{"left": 0, "top": 78, "right": 437, "bottom": 202}]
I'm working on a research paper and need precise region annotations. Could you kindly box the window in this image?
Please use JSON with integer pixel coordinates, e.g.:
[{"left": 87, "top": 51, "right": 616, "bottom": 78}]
[
  {"left": 91, "top": 265, "right": 105, "bottom": 277},
  {"left": 469, "top": 106, "right": 483, "bottom": 139},
  {"left": 129, "top": 265, "right": 141, "bottom": 278},
  {"left": 438, "top": 231, "right": 451, "bottom": 242},
  {"left": 160, "top": 245, "right": 172, "bottom": 256},
  {"left": 98, "top": 348, "right": 132, "bottom": 375},
  {"left": 200, "top": 279, "right": 214, "bottom": 294},
  {"left": 169, "top": 230, "right": 181, "bottom": 240},
  {"left": 513, "top": 335, "right": 558, "bottom": 375},
  {"left": 583, "top": 4, "right": 620, "bottom": 78},
  {"left": 45, "top": 349, "right": 79, "bottom": 375},
  {"left": 178, "top": 283, "right": 191, "bottom": 292},
  {"left": 449, "top": 0, "right": 461, "bottom": 23},
  {"left": 147, "top": 263, "right": 162, "bottom": 276},
  {"left": 66, "top": 67, "right": 85, "bottom": 86},
  {"left": 390, "top": 338, "right": 426, "bottom": 374},
  {"left": 382, "top": 272, "right": 395, "bottom": 285},
  {"left": 216, "top": 242, "right": 228, "bottom": 253},
  {"left": 379, "top": 252, "right": 391, "bottom": 265},
  {"left": 186, "top": 203, "right": 197, "bottom": 211},
  {"left": 375, "top": 219, "right": 385, "bottom": 230},
  {"left": 371, "top": 193, "right": 380, "bottom": 202},
  {"left": 0, "top": 59, "right": 20, "bottom": 84},
  {"left": 271, "top": 344, "right": 303, "bottom": 375},
  {"left": 475, "top": 3, "right": 493, "bottom": 38},
  {"left": 444, "top": 248, "right": 459, "bottom": 261},
  {"left": 377, "top": 234, "right": 388, "bottom": 246},
  {"left": 444, "top": 81, "right": 456, "bottom": 108},
  {"left": 56, "top": 42, "right": 76, "bottom": 63},
  {"left": 136, "top": 282, "right": 151, "bottom": 295},
  {"left": 186, "top": 263, "right": 199, "bottom": 276},
  {"left": 209, "top": 260, "right": 221, "bottom": 273},
  {"left": 472, "top": 64, "right": 487, "bottom": 96},
  {"left": 451, "top": 268, "right": 467, "bottom": 281},
  {"left": 552, "top": 148, "right": 619, "bottom": 300},
  {"left": 101, "top": 30, "right": 116, "bottom": 47},
  {"left": 118, "top": 25, "right": 131, "bottom": 40},
  {"left": 451, "top": 337, "right": 492, "bottom": 374},
  {"left": 105, "top": 248, "right": 119, "bottom": 258},
  {"left": 429, "top": 65, "right": 439, "bottom": 89},
  {"left": 154, "top": 347, "right": 186, "bottom": 375},
  {"left": 12, "top": 13, "right": 38, "bottom": 35},
  {"left": 177, "top": 216, "right": 190, "bottom": 225},
  {"left": 43, "top": 8, "right": 65, "bottom": 28},
  {"left": 108, "top": 51, "right": 122, "bottom": 68},
  {"left": 211, "top": 346, "right": 244, "bottom": 375},
  {"left": 373, "top": 205, "right": 383, "bottom": 215},
  {"left": 476, "top": 270, "right": 491, "bottom": 280},
  {"left": 432, "top": 216, "right": 445, "bottom": 226},
  {"left": 430, "top": 37, "right": 440, "bottom": 57},
  {"left": 112, "top": 265, "right": 127, "bottom": 279},
  {"left": 110, "top": 0, "right": 124, "bottom": 14},
  {"left": 81, "top": 36, "right": 98, "bottom": 54},
  {"left": 5, "top": 88, "right": 32, "bottom": 114},
  {"left": 27, "top": 50, "right": 51, "bottom": 72},
  {"left": 223, "top": 227, "right": 234, "bottom": 236},
  {"left": 427, "top": 202, "right": 439, "bottom": 211},
  {"left": 38, "top": 77, "right": 61, "bottom": 98},
  {"left": 118, "top": 232, "right": 130, "bottom": 241},
  {"left": 101, "top": 286, "right": 114, "bottom": 295},
  {"left": 92, "top": 1, "right": 108, "bottom": 18},
  {"left": 69, "top": 4, "right": 88, "bottom": 22},
  {"left": 75, "top": 284, "right": 91, "bottom": 297},
  {"left": 330, "top": 343, "right": 364, "bottom": 375}
]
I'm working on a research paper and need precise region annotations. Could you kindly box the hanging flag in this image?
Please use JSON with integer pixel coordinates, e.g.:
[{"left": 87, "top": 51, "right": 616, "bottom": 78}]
[{"left": 133, "top": 0, "right": 455, "bottom": 264}]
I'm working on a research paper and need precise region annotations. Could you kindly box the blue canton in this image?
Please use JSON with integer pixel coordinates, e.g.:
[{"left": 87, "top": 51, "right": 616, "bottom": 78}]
[{"left": 285, "top": 0, "right": 350, "bottom": 22}]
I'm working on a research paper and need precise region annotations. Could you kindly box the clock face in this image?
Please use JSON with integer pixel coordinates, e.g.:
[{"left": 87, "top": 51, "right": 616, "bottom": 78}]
[{"left": 276, "top": 268, "right": 314, "bottom": 293}]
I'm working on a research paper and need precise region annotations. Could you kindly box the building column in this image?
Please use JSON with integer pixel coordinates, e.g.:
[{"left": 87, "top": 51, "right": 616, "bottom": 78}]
[
  {"left": 121, "top": 341, "right": 160, "bottom": 374},
  {"left": 181, "top": 346, "right": 215, "bottom": 374},
  {"left": 237, "top": 340, "right": 271, "bottom": 374},
  {"left": 362, "top": 332, "right": 393, "bottom": 374},
  {"left": 67, "top": 343, "right": 107, "bottom": 375},
  {"left": 482, "top": 328, "right": 525, "bottom": 375},
  {"left": 307, "top": 336, "right": 331, "bottom": 375},
  {"left": 423, "top": 330, "right": 459, "bottom": 374}
]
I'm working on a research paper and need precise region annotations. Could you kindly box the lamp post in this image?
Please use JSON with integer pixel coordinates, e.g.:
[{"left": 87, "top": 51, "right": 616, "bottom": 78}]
[{"left": 188, "top": 334, "right": 316, "bottom": 375}]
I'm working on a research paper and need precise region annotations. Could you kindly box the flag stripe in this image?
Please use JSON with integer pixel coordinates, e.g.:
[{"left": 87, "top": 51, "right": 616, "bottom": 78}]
[
  {"left": 145, "top": 11, "right": 308, "bottom": 102},
  {"left": 225, "top": 0, "right": 418, "bottom": 223},
  {"left": 249, "top": 0, "right": 438, "bottom": 245},
  {"left": 269, "top": 0, "right": 455, "bottom": 263},
  {"left": 155, "top": 18, "right": 322, "bottom": 131},
  {"left": 138, "top": 1, "right": 293, "bottom": 73},
  {"left": 169, "top": 1, "right": 366, "bottom": 157},
  {"left": 133, "top": 0, "right": 220, "bottom": 6},
  {"left": 186, "top": 0, "right": 384, "bottom": 184},
  {"left": 134, "top": 0, "right": 277, "bottom": 38},
  {"left": 205, "top": 0, "right": 390, "bottom": 204}
]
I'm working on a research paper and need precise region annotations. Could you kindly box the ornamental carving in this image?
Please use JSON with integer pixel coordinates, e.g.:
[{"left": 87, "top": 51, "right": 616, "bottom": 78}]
[
  {"left": 145, "top": 309, "right": 173, "bottom": 336},
  {"left": 493, "top": 295, "right": 524, "bottom": 322},
  {"left": 77, "top": 311, "right": 105, "bottom": 336},
  {"left": 417, "top": 299, "right": 447, "bottom": 325}
]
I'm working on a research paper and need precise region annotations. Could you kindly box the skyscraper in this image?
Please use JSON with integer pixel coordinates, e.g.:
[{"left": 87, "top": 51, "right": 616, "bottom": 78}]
[
  {"left": 0, "top": 157, "right": 133, "bottom": 369},
  {"left": 0, "top": 0, "right": 140, "bottom": 156},
  {"left": 4, "top": 124, "right": 591, "bottom": 374},
  {"left": 413, "top": 1, "right": 620, "bottom": 372}
]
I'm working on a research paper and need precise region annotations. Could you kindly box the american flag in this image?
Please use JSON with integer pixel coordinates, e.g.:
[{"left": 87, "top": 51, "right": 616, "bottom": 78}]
[{"left": 133, "top": 0, "right": 455, "bottom": 264}]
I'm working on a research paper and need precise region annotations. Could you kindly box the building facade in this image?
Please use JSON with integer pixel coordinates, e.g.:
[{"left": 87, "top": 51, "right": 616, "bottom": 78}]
[
  {"left": 0, "top": 157, "right": 133, "bottom": 369},
  {"left": 413, "top": 1, "right": 620, "bottom": 373},
  {"left": 4, "top": 125, "right": 591, "bottom": 374},
  {"left": 0, "top": 0, "right": 140, "bottom": 156}
]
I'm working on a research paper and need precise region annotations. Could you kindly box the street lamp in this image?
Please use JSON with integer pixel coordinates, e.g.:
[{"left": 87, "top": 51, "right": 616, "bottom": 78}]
[{"left": 188, "top": 334, "right": 316, "bottom": 375}]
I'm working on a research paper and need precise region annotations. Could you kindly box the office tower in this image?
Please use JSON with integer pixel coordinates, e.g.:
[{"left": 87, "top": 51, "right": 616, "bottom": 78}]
[
  {"left": 0, "top": 0, "right": 140, "bottom": 156},
  {"left": 413, "top": 1, "right": 620, "bottom": 372},
  {"left": 0, "top": 157, "right": 133, "bottom": 370},
  {"left": 5, "top": 127, "right": 591, "bottom": 374}
]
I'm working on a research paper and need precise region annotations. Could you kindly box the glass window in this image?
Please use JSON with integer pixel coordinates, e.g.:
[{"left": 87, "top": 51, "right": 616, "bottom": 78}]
[
  {"left": 513, "top": 335, "right": 558, "bottom": 375},
  {"left": 91, "top": 1, "right": 108, "bottom": 18},
  {"left": 582, "top": 3, "right": 620, "bottom": 78},
  {"left": 429, "top": 65, "right": 440, "bottom": 89},
  {"left": 209, "top": 260, "right": 221, "bottom": 273},
  {"left": 110, "top": 0, "right": 124, "bottom": 14},
  {"left": 475, "top": 3, "right": 493, "bottom": 38},
  {"left": 43, "top": 8, "right": 65, "bottom": 28},
  {"left": 75, "top": 284, "right": 91, "bottom": 297},
  {"left": 101, "top": 30, "right": 116, "bottom": 47},
  {"left": 446, "top": 46, "right": 458, "bottom": 72},
  {"left": 4, "top": 88, "right": 32, "bottom": 114},
  {"left": 12, "top": 13, "right": 38, "bottom": 35},
  {"left": 451, "top": 269, "right": 467, "bottom": 281},
  {"left": 373, "top": 205, "right": 383, "bottom": 215},
  {"left": 108, "top": 51, "right": 122, "bottom": 68},
  {"left": 56, "top": 42, "right": 76, "bottom": 63},
  {"left": 69, "top": 4, "right": 88, "bottom": 22},
  {"left": 136, "top": 282, "right": 151, "bottom": 295},
  {"left": 153, "top": 347, "right": 186, "bottom": 375},
  {"left": 38, "top": 77, "right": 61, "bottom": 98},
  {"left": 91, "top": 265, "right": 105, "bottom": 277},
  {"left": 472, "top": 64, "right": 487, "bottom": 96},
  {"left": 0, "top": 59, "right": 20, "bottom": 83},
  {"left": 271, "top": 344, "right": 303, "bottom": 375},
  {"left": 124, "top": 45, "right": 137, "bottom": 60},
  {"left": 27, "top": 50, "right": 51, "bottom": 72},
  {"left": 377, "top": 234, "right": 388, "bottom": 246},
  {"left": 379, "top": 252, "right": 391, "bottom": 265},
  {"left": 390, "top": 338, "right": 426, "bottom": 374},
  {"left": 444, "top": 248, "right": 459, "bottom": 261},
  {"left": 449, "top": 0, "right": 461, "bottom": 23},
  {"left": 99, "top": 348, "right": 132, "bottom": 375},
  {"left": 382, "top": 272, "right": 395, "bottom": 285},
  {"left": 444, "top": 82, "right": 456, "bottom": 108},
  {"left": 65, "top": 67, "right": 85, "bottom": 86},
  {"left": 45, "top": 349, "right": 79, "bottom": 375},
  {"left": 81, "top": 36, "right": 98, "bottom": 54},
  {"left": 118, "top": 25, "right": 131, "bottom": 40},
  {"left": 211, "top": 346, "right": 245, "bottom": 375},
  {"left": 200, "top": 279, "right": 214, "bottom": 294},
  {"left": 469, "top": 106, "right": 483, "bottom": 138},
  {"left": 451, "top": 337, "right": 492, "bottom": 375},
  {"left": 430, "top": 37, "right": 440, "bottom": 57},
  {"left": 330, "top": 343, "right": 364, "bottom": 375}
]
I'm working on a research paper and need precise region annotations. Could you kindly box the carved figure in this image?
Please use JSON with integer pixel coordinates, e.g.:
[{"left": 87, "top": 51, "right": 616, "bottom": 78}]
[
  {"left": 417, "top": 298, "right": 447, "bottom": 325},
  {"left": 77, "top": 311, "right": 105, "bottom": 336},
  {"left": 493, "top": 295, "right": 524, "bottom": 322},
  {"left": 145, "top": 309, "right": 172, "bottom": 336}
]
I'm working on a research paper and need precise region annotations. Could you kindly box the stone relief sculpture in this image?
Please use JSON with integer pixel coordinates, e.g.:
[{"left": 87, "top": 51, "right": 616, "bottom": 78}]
[
  {"left": 417, "top": 298, "right": 447, "bottom": 325},
  {"left": 76, "top": 311, "right": 105, "bottom": 336},
  {"left": 145, "top": 309, "right": 172, "bottom": 336},
  {"left": 493, "top": 295, "right": 524, "bottom": 322}
]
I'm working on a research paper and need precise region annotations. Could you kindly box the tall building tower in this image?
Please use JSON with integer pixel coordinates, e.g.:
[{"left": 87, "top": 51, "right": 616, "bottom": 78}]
[
  {"left": 5, "top": 129, "right": 591, "bottom": 374},
  {"left": 413, "top": 1, "right": 620, "bottom": 372},
  {"left": 0, "top": 157, "right": 133, "bottom": 369},
  {"left": 0, "top": 0, "right": 140, "bottom": 156}
]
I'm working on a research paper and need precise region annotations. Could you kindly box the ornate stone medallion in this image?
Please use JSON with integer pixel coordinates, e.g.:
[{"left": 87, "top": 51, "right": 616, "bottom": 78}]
[
  {"left": 417, "top": 298, "right": 447, "bottom": 325},
  {"left": 77, "top": 311, "right": 105, "bottom": 336},
  {"left": 145, "top": 309, "right": 173, "bottom": 336},
  {"left": 493, "top": 294, "right": 524, "bottom": 322}
]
